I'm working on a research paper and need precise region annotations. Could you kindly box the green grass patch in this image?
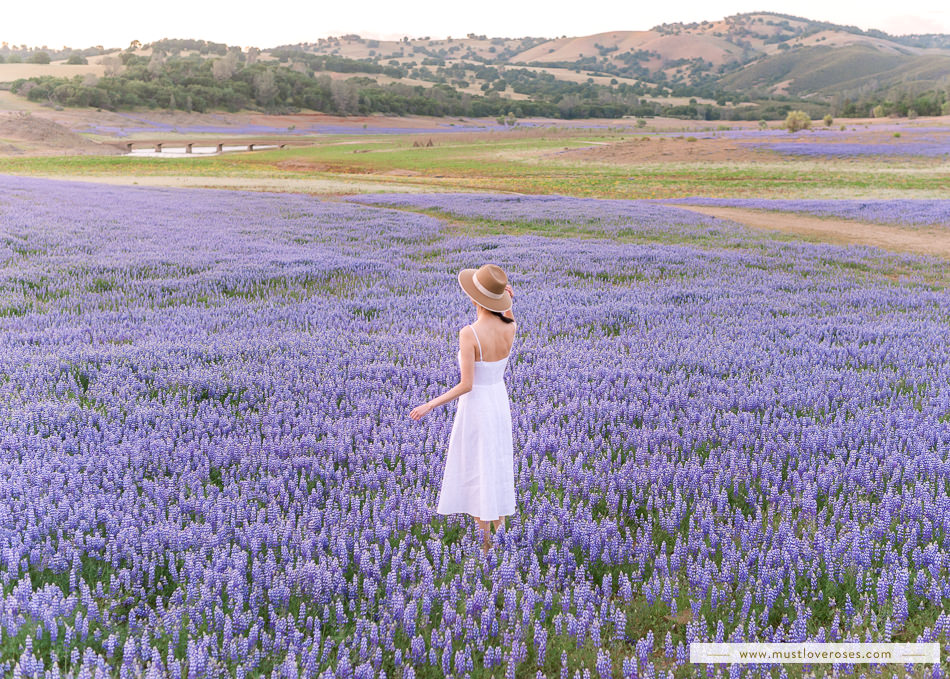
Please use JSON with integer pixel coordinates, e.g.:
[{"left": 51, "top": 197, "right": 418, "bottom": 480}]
[{"left": 1, "top": 130, "right": 947, "bottom": 200}]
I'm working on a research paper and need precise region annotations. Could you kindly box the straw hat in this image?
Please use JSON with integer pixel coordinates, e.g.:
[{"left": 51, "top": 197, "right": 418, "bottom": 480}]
[{"left": 458, "top": 264, "right": 512, "bottom": 313}]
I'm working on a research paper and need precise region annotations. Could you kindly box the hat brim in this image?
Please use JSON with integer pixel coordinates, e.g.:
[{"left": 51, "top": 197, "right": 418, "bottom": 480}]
[{"left": 458, "top": 269, "right": 512, "bottom": 313}]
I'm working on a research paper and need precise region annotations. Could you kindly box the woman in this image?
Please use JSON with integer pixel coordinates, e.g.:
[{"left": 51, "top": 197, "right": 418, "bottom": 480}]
[{"left": 409, "top": 264, "right": 517, "bottom": 555}]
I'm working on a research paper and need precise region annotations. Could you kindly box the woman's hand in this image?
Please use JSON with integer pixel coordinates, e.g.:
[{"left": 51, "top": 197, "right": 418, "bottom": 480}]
[
  {"left": 505, "top": 283, "right": 514, "bottom": 299},
  {"left": 409, "top": 402, "right": 434, "bottom": 420}
]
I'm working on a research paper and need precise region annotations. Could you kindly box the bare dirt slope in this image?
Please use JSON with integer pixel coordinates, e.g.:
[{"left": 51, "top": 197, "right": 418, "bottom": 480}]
[
  {"left": 557, "top": 135, "right": 766, "bottom": 163},
  {"left": 670, "top": 204, "right": 950, "bottom": 259},
  {"left": 0, "top": 63, "right": 106, "bottom": 80},
  {"left": 0, "top": 112, "right": 121, "bottom": 155}
]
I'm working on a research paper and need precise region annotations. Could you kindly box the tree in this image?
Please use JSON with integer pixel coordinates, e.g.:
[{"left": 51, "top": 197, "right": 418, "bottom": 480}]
[
  {"left": 147, "top": 51, "right": 165, "bottom": 78},
  {"left": 29, "top": 51, "right": 50, "bottom": 64},
  {"left": 783, "top": 110, "right": 811, "bottom": 132},
  {"left": 101, "top": 55, "right": 123, "bottom": 76},
  {"left": 212, "top": 50, "right": 241, "bottom": 81},
  {"left": 830, "top": 93, "right": 842, "bottom": 116},
  {"left": 253, "top": 70, "right": 278, "bottom": 107},
  {"left": 16, "top": 81, "right": 37, "bottom": 98},
  {"left": 330, "top": 80, "right": 359, "bottom": 114},
  {"left": 66, "top": 54, "right": 87, "bottom": 65},
  {"left": 246, "top": 47, "right": 260, "bottom": 66},
  {"left": 212, "top": 57, "right": 234, "bottom": 81},
  {"left": 823, "top": 114, "right": 833, "bottom": 127},
  {"left": 558, "top": 94, "right": 581, "bottom": 117}
]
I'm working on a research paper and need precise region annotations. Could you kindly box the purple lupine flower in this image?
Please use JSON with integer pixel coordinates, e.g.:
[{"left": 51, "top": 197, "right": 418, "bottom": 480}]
[
  {"left": 534, "top": 621, "right": 548, "bottom": 667},
  {"left": 595, "top": 649, "right": 612, "bottom": 679}
]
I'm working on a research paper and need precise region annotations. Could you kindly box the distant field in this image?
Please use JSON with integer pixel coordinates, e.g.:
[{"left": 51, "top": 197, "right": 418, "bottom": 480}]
[
  {"left": 0, "top": 90, "right": 37, "bottom": 110},
  {"left": 1, "top": 129, "right": 947, "bottom": 200},
  {"left": 0, "top": 110, "right": 946, "bottom": 208},
  {"left": 0, "top": 63, "right": 106, "bottom": 81}
]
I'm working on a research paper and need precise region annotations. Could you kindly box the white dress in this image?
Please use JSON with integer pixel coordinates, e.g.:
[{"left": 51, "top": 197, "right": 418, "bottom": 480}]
[{"left": 436, "top": 324, "right": 516, "bottom": 522}]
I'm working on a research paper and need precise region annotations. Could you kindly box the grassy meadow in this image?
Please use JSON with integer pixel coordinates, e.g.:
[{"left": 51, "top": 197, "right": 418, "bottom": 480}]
[{"left": 0, "top": 125, "right": 947, "bottom": 199}]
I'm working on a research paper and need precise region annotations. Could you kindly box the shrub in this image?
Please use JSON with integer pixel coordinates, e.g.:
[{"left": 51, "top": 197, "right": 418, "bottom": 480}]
[
  {"left": 823, "top": 114, "right": 833, "bottom": 127},
  {"left": 783, "top": 110, "right": 811, "bottom": 132}
]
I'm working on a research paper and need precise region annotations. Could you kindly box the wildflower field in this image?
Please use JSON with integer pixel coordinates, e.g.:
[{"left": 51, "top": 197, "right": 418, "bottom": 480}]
[{"left": 2, "top": 173, "right": 950, "bottom": 678}]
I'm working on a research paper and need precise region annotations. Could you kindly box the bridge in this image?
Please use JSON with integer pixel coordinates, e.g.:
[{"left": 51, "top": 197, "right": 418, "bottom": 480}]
[{"left": 102, "top": 138, "right": 317, "bottom": 154}]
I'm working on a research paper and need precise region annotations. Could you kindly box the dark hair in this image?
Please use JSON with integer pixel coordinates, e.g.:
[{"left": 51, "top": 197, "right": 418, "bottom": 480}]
[{"left": 493, "top": 311, "right": 515, "bottom": 324}]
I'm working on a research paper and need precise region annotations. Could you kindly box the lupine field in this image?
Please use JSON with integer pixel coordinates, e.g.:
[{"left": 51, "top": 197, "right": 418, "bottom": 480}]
[
  {"left": 655, "top": 199, "right": 950, "bottom": 228},
  {"left": 661, "top": 124, "right": 950, "bottom": 159},
  {"left": 3, "top": 173, "right": 950, "bottom": 679}
]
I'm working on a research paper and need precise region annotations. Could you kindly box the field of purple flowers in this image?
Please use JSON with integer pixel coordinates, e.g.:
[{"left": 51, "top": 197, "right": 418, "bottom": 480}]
[
  {"left": 655, "top": 198, "right": 950, "bottom": 228},
  {"left": 3, "top": 176, "right": 950, "bottom": 679},
  {"left": 642, "top": 124, "right": 950, "bottom": 159},
  {"left": 748, "top": 141, "right": 950, "bottom": 158},
  {"left": 739, "top": 125, "right": 950, "bottom": 159}
]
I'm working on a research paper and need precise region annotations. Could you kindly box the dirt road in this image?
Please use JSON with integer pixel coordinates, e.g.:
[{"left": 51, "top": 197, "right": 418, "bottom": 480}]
[{"left": 669, "top": 204, "right": 950, "bottom": 259}]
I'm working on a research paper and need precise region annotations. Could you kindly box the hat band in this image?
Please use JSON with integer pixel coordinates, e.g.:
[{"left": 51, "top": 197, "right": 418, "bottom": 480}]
[{"left": 473, "top": 275, "right": 505, "bottom": 299}]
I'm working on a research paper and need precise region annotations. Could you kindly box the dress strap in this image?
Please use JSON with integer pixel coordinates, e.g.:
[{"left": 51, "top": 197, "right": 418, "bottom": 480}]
[{"left": 469, "top": 324, "right": 483, "bottom": 362}]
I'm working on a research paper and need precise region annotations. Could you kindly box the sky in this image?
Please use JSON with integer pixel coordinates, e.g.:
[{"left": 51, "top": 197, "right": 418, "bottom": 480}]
[{"left": 3, "top": 0, "right": 948, "bottom": 50}]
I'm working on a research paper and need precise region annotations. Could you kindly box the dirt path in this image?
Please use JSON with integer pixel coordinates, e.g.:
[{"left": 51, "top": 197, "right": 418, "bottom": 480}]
[{"left": 668, "top": 204, "right": 950, "bottom": 259}]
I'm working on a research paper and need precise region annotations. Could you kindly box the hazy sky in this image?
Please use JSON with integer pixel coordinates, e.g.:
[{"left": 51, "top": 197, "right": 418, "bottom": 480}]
[{"left": 4, "top": 0, "right": 949, "bottom": 50}]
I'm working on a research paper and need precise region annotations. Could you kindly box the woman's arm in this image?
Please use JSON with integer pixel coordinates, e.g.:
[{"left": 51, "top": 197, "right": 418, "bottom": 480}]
[
  {"left": 503, "top": 283, "right": 515, "bottom": 321},
  {"left": 409, "top": 328, "right": 475, "bottom": 420}
]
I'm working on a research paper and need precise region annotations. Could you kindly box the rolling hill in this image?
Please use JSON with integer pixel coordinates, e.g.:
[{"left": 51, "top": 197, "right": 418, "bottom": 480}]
[
  {"left": 3, "top": 12, "right": 947, "bottom": 119},
  {"left": 275, "top": 12, "right": 950, "bottom": 100}
]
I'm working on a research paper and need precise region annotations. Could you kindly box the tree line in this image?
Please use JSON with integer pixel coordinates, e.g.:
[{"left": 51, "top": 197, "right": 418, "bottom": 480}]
[
  {"left": 9, "top": 47, "right": 946, "bottom": 120},
  {"left": 8, "top": 50, "right": 679, "bottom": 118}
]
